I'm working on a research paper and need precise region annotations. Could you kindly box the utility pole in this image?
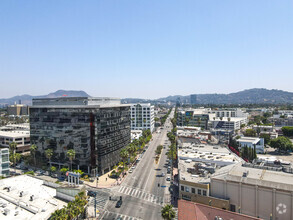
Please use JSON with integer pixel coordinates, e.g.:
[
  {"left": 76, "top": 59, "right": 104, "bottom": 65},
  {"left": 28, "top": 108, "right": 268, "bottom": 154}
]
[{"left": 94, "top": 192, "right": 97, "bottom": 218}]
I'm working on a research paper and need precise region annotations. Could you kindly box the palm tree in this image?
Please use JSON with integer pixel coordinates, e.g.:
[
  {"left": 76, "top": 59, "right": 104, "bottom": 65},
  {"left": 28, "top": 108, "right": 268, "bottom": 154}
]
[
  {"left": 67, "top": 149, "right": 76, "bottom": 171},
  {"left": 161, "top": 204, "right": 176, "bottom": 220},
  {"left": 30, "top": 144, "right": 38, "bottom": 168},
  {"left": 45, "top": 148, "right": 53, "bottom": 168},
  {"left": 51, "top": 208, "right": 68, "bottom": 220},
  {"left": 120, "top": 148, "right": 129, "bottom": 170},
  {"left": 9, "top": 142, "right": 17, "bottom": 175}
]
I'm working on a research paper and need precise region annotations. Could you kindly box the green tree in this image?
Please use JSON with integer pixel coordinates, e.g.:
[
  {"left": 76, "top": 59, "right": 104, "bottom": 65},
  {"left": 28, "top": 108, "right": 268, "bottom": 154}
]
[
  {"left": 259, "top": 133, "right": 271, "bottom": 145},
  {"left": 245, "top": 129, "right": 257, "bottom": 137},
  {"left": 282, "top": 126, "right": 293, "bottom": 137},
  {"left": 45, "top": 148, "right": 53, "bottom": 168},
  {"left": 67, "top": 149, "right": 76, "bottom": 171},
  {"left": 60, "top": 167, "right": 69, "bottom": 175},
  {"left": 30, "top": 144, "right": 38, "bottom": 167},
  {"left": 270, "top": 136, "right": 293, "bottom": 152},
  {"left": 50, "top": 166, "right": 57, "bottom": 173},
  {"left": 120, "top": 148, "right": 129, "bottom": 169},
  {"left": 9, "top": 142, "right": 18, "bottom": 174},
  {"left": 161, "top": 204, "right": 176, "bottom": 220}
]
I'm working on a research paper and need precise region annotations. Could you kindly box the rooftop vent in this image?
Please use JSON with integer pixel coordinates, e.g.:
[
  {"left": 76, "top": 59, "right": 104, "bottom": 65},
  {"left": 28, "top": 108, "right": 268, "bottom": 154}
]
[{"left": 242, "top": 171, "right": 249, "bottom": 177}]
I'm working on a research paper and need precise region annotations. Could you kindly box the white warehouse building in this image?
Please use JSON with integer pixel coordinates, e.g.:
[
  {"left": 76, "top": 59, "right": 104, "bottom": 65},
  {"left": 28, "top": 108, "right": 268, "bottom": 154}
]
[
  {"left": 131, "top": 103, "right": 155, "bottom": 133},
  {"left": 237, "top": 137, "right": 265, "bottom": 154}
]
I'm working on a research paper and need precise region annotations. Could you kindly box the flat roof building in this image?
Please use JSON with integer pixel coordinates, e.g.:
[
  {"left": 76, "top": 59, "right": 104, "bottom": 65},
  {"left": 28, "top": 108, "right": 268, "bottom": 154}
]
[
  {"left": 30, "top": 97, "right": 131, "bottom": 175},
  {"left": 0, "top": 175, "right": 67, "bottom": 219},
  {"left": 130, "top": 103, "right": 155, "bottom": 133},
  {"left": 0, "top": 123, "right": 30, "bottom": 153},
  {"left": 211, "top": 163, "right": 293, "bottom": 220},
  {"left": 237, "top": 137, "right": 264, "bottom": 154}
]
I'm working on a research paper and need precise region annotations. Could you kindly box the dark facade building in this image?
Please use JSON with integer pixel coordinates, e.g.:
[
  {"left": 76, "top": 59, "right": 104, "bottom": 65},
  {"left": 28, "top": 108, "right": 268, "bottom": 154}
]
[
  {"left": 7, "top": 104, "right": 29, "bottom": 116},
  {"left": 190, "top": 94, "right": 197, "bottom": 105},
  {"left": 30, "top": 97, "right": 131, "bottom": 175},
  {"left": 177, "top": 109, "right": 209, "bottom": 129}
]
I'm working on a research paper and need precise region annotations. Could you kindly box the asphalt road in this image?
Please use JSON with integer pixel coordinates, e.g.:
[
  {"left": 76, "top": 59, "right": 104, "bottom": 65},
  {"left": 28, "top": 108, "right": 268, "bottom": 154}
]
[{"left": 102, "top": 109, "right": 174, "bottom": 220}]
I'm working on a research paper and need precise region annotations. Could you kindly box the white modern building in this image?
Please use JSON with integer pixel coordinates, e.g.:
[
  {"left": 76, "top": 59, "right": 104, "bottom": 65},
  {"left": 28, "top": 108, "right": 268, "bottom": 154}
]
[
  {"left": 209, "top": 117, "right": 248, "bottom": 131},
  {"left": 237, "top": 137, "right": 265, "bottom": 154},
  {"left": 209, "top": 108, "right": 249, "bottom": 118},
  {"left": 131, "top": 103, "right": 155, "bottom": 132},
  {"left": 0, "top": 148, "right": 9, "bottom": 177}
]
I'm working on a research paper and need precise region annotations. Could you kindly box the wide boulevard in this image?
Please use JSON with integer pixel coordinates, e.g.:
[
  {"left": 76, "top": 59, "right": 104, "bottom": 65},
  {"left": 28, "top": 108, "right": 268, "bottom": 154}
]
[{"left": 101, "top": 109, "right": 174, "bottom": 220}]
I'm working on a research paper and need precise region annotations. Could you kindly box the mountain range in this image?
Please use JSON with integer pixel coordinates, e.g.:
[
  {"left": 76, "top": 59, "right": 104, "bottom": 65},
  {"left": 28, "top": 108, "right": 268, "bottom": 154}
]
[
  {"left": 1, "top": 88, "right": 293, "bottom": 106},
  {"left": 0, "top": 90, "right": 90, "bottom": 106}
]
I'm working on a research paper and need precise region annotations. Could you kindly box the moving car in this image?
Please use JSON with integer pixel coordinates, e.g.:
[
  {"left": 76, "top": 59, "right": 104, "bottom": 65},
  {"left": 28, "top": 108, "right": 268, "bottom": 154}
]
[{"left": 116, "top": 199, "right": 122, "bottom": 208}]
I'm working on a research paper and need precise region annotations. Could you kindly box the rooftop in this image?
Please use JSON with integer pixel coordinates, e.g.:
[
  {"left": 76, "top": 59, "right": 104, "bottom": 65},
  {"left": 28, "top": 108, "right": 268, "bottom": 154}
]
[
  {"left": 32, "top": 97, "right": 127, "bottom": 108},
  {"left": 178, "top": 142, "right": 242, "bottom": 183},
  {"left": 237, "top": 137, "right": 261, "bottom": 144},
  {"left": 0, "top": 175, "right": 66, "bottom": 220},
  {"left": 178, "top": 200, "right": 260, "bottom": 220},
  {"left": 212, "top": 163, "right": 293, "bottom": 192}
]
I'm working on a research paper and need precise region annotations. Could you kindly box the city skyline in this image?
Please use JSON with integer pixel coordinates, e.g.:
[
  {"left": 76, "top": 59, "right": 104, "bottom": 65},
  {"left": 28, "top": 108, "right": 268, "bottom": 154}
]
[{"left": 0, "top": 1, "right": 292, "bottom": 99}]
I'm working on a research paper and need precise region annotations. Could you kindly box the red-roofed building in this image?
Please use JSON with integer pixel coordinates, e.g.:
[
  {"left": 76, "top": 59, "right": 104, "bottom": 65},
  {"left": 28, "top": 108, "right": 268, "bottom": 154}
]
[{"left": 178, "top": 200, "right": 262, "bottom": 220}]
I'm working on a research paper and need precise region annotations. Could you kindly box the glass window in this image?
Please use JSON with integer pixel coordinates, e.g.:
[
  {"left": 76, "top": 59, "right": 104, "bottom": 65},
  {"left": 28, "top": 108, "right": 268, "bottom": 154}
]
[
  {"left": 197, "top": 189, "right": 201, "bottom": 195},
  {"left": 185, "top": 187, "right": 189, "bottom": 192},
  {"left": 203, "top": 190, "right": 207, "bottom": 196},
  {"left": 192, "top": 188, "right": 195, "bottom": 194},
  {"left": 181, "top": 185, "right": 184, "bottom": 191}
]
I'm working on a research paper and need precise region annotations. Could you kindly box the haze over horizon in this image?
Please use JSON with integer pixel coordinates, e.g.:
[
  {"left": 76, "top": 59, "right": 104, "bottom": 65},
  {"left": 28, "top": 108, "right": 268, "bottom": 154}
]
[{"left": 0, "top": 1, "right": 292, "bottom": 99}]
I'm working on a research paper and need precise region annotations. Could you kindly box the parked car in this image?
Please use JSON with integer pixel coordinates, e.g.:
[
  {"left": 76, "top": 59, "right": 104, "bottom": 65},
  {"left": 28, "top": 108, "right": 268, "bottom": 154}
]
[
  {"left": 166, "top": 177, "right": 171, "bottom": 181},
  {"left": 129, "top": 170, "right": 133, "bottom": 173},
  {"left": 161, "top": 172, "right": 165, "bottom": 177}
]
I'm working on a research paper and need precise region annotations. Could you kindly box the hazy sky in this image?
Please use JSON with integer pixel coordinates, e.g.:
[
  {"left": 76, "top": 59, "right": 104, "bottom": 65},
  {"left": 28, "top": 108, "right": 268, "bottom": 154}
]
[{"left": 0, "top": 1, "right": 292, "bottom": 99}]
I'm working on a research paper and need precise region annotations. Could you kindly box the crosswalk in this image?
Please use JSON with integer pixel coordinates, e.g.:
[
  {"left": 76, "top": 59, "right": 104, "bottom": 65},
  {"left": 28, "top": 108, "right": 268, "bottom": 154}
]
[
  {"left": 118, "top": 185, "right": 164, "bottom": 205},
  {"left": 102, "top": 210, "right": 142, "bottom": 220},
  {"left": 89, "top": 196, "right": 108, "bottom": 211}
]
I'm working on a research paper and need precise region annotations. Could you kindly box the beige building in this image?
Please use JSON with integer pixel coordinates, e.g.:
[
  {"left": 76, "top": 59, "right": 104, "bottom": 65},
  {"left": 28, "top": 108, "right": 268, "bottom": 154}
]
[
  {"left": 211, "top": 163, "right": 293, "bottom": 220},
  {"left": 0, "top": 124, "right": 30, "bottom": 152}
]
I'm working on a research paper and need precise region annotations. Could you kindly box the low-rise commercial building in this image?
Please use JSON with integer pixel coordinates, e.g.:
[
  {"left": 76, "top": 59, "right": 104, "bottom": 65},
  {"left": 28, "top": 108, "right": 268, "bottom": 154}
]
[
  {"left": 178, "top": 139, "right": 242, "bottom": 209},
  {"left": 0, "top": 175, "right": 67, "bottom": 219},
  {"left": 210, "top": 163, "right": 293, "bottom": 220},
  {"left": 178, "top": 200, "right": 260, "bottom": 220},
  {"left": 209, "top": 108, "right": 249, "bottom": 118},
  {"left": 177, "top": 109, "right": 210, "bottom": 129},
  {"left": 209, "top": 117, "right": 247, "bottom": 131},
  {"left": 237, "top": 137, "right": 264, "bottom": 154},
  {"left": 0, "top": 123, "right": 30, "bottom": 152},
  {"left": 131, "top": 103, "right": 154, "bottom": 132}
]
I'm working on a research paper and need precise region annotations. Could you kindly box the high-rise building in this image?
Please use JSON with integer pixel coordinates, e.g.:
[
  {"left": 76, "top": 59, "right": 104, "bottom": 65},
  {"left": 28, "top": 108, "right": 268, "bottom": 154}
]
[
  {"left": 190, "top": 94, "right": 197, "bottom": 105},
  {"left": 130, "top": 103, "right": 154, "bottom": 132},
  {"left": 30, "top": 97, "right": 131, "bottom": 174}
]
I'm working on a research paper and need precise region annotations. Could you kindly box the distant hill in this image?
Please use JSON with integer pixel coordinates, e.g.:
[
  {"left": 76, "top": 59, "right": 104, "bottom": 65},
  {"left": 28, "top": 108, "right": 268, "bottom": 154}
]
[
  {"left": 161, "top": 89, "right": 293, "bottom": 104},
  {"left": 0, "top": 90, "right": 90, "bottom": 106},
  {"left": 1, "top": 88, "right": 293, "bottom": 106}
]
